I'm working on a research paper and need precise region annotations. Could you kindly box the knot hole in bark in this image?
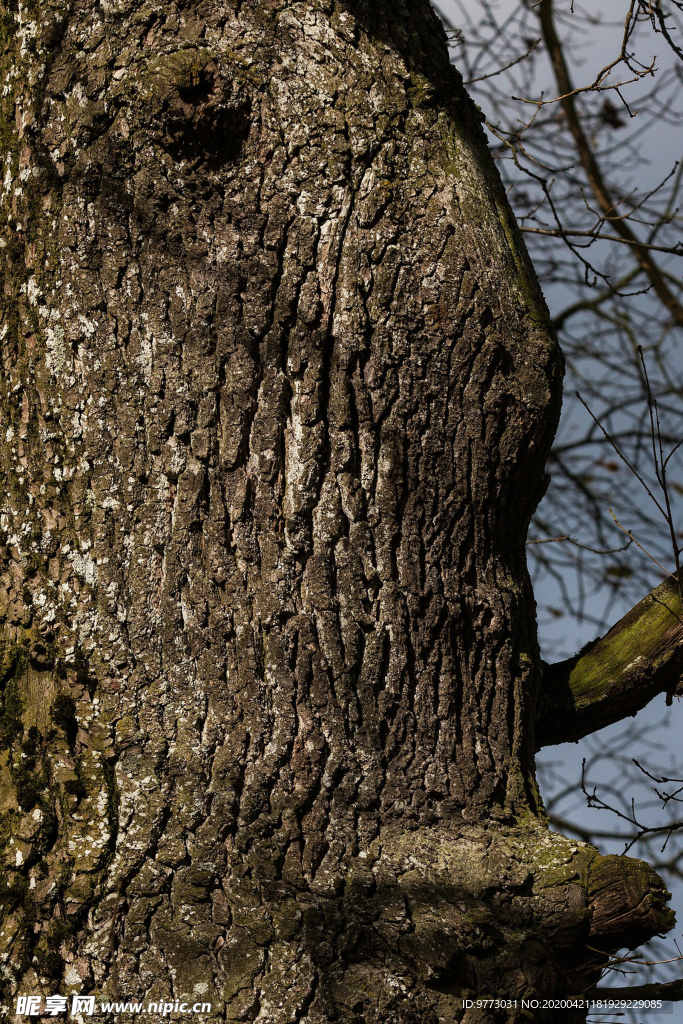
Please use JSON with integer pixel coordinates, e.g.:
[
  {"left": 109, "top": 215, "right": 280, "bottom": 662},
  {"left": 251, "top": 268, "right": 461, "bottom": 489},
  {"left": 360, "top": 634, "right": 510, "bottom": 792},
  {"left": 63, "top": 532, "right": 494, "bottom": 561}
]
[
  {"left": 177, "top": 64, "right": 214, "bottom": 106},
  {"left": 164, "top": 66, "right": 252, "bottom": 169}
]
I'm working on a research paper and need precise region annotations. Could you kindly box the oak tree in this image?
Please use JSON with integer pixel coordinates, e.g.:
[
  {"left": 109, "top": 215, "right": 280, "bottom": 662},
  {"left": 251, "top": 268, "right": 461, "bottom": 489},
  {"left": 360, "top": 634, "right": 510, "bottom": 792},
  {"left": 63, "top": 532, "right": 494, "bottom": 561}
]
[{"left": 0, "top": 0, "right": 680, "bottom": 1021}]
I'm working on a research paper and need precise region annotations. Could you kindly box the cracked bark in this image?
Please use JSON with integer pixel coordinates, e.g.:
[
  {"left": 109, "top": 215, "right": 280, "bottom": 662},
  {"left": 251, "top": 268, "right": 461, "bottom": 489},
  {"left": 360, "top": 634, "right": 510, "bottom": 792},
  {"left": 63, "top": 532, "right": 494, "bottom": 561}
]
[{"left": 0, "top": 1, "right": 674, "bottom": 1022}]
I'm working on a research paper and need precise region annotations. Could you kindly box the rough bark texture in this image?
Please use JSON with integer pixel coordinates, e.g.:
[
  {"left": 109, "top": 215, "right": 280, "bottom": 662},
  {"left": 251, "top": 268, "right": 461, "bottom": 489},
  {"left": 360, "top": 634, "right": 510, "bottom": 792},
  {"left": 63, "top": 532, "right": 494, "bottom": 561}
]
[{"left": 0, "top": 1, "right": 674, "bottom": 1021}]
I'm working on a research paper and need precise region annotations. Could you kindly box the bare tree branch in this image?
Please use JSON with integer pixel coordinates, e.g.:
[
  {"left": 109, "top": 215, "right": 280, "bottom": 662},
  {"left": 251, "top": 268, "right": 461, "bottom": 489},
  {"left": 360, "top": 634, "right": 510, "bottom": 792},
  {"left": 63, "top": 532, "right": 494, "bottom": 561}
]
[{"left": 537, "top": 0, "right": 683, "bottom": 324}]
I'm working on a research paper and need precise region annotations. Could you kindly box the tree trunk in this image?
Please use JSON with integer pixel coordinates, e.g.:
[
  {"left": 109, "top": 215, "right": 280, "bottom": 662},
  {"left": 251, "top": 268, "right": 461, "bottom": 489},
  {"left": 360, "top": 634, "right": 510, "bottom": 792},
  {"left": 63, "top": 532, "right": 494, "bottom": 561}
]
[{"left": 0, "top": 1, "right": 673, "bottom": 1021}]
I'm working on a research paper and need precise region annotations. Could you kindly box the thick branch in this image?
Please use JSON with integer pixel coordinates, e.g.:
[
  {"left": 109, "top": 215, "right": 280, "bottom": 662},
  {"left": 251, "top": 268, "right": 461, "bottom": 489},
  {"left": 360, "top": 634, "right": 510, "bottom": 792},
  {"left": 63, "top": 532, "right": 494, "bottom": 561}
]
[
  {"left": 538, "top": 0, "right": 683, "bottom": 327},
  {"left": 537, "top": 578, "right": 683, "bottom": 747}
]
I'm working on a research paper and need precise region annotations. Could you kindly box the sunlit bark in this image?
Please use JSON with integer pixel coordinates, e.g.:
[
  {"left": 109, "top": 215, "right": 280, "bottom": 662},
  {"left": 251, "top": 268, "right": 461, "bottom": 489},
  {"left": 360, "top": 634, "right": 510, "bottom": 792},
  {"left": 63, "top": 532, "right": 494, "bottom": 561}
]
[{"left": 0, "top": 1, "right": 673, "bottom": 1020}]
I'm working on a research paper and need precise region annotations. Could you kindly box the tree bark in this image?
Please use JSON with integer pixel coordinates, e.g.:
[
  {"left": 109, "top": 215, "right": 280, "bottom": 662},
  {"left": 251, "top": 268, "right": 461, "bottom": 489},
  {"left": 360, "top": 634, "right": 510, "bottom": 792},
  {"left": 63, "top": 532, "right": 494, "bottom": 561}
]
[
  {"left": 0, "top": 1, "right": 673, "bottom": 1021},
  {"left": 538, "top": 578, "right": 683, "bottom": 747}
]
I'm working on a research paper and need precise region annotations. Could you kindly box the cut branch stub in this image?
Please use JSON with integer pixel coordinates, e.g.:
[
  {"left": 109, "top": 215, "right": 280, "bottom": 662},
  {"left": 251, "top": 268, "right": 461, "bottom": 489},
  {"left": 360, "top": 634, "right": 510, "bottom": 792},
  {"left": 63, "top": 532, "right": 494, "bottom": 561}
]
[
  {"left": 588, "top": 854, "right": 675, "bottom": 951},
  {"left": 537, "top": 578, "right": 683, "bottom": 747}
]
